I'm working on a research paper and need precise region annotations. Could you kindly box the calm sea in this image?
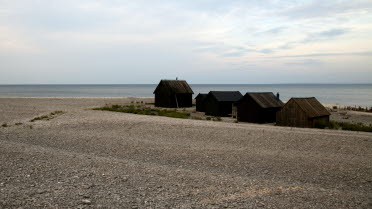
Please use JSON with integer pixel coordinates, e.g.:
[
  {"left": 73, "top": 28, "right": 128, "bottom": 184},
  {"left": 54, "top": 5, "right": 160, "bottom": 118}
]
[{"left": 0, "top": 84, "right": 371, "bottom": 107}]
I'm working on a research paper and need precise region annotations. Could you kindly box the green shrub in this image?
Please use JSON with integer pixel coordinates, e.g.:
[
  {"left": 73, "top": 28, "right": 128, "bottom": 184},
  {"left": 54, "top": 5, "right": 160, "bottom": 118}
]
[
  {"left": 337, "top": 122, "right": 372, "bottom": 132},
  {"left": 164, "top": 112, "right": 186, "bottom": 118},
  {"left": 111, "top": 104, "right": 121, "bottom": 110},
  {"left": 316, "top": 121, "right": 372, "bottom": 132},
  {"left": 206, "top": 117, "right": 211, "bottom": 120},
  {"left": 314, "top": 121, "right": 327, "bottom": 129},
  {"left": 1, "top": 123, "right": 8, "bottom": 127}
]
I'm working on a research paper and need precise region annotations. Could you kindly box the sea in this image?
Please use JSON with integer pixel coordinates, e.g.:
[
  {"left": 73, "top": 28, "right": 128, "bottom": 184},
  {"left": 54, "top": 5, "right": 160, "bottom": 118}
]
[{"left": 0, "top": 84, "right": 371, "bottom": 107}]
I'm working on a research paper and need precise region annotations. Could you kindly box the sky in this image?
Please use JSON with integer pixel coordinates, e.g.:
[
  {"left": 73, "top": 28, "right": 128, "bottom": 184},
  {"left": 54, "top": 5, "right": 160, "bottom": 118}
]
[{"left": 0, "top": 0, "right": 372, "bottom": 84}]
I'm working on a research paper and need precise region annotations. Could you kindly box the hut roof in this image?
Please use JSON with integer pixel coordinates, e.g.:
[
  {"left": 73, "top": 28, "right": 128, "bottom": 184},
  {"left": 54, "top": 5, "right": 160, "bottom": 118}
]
[
  {"left": 154, "top": 80, "right": 194, "bottom": 94},
  {"left": 195, "top": 93, "right": 207, "bottom": 99},
  {"left": 243, "top": 92, "right": 284, "bottom": 108},
  {"left": 290, "top": 97, "right": 330, "bottom": 118},
  {"left": 208, "top": 91, "right": 243, "bottom": 102}
]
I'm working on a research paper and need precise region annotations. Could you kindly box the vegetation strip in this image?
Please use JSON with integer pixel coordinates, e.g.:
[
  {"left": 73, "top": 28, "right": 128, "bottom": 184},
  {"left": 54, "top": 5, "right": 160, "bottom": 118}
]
[
  {"left": 315, "top": 121, "right": 372, "bottom": 132},
  {"left": 93, "top": 104, "right": 190, "bottom": 119},
  {"left": 94, "top": 104, "right": 222, "bottom": 121},
  {"left": 94, "top": 104, "right": 370, "bottom": 132},
  {"left": 30, "top": 111, "right": 65, "bottom": 122}
]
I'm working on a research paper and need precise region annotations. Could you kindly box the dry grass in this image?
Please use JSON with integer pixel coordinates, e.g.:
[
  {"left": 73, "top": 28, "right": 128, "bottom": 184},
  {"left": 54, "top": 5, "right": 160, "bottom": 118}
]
[
  {"left": 94, "top": 104, "right": 190, "bottom": 119},
  {"left": 30, "top": 111, "right": 65, "bottom": 122}
]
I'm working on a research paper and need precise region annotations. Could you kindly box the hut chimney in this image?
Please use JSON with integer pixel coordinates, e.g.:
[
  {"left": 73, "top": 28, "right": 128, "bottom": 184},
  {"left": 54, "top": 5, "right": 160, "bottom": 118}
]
[{"left": 276, "top": 92, "right": 280, "bottom": 100}]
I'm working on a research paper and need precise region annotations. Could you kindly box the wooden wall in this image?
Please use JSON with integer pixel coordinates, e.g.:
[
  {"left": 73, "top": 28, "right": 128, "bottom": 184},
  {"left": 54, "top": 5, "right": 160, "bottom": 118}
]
[
  {"left": 277, "top": 100, "right": 308, "bottom": 127},
  {"left": 155, "top": 93, "right": 192, "bottom": 108},
  {"left": 204, "top": 97, "right": 234, "bottom": 116},
  {"left": 237, "top": 97, "right": 280, "bottom": 123},
  {"left": 276, "top": 100, "right": 329, "bottom": 128},
  {"left": 196, "top": 97, "right": 205, "bottom": 112},
  {"left": 204, "top": 96, "right": 219, "bottom": 116}
]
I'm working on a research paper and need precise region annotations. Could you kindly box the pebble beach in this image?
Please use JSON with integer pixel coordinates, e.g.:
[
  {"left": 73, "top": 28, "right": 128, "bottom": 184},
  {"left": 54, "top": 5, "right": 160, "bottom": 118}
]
[{"left": 1, "top": 98, "right": 371, "bottom": 208}]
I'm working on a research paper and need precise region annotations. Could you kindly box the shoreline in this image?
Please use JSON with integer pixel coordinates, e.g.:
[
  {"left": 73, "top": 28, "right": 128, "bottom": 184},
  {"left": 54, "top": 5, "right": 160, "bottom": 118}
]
[{"left": 0, "top": 96, "right": 154, "bottom": 99}]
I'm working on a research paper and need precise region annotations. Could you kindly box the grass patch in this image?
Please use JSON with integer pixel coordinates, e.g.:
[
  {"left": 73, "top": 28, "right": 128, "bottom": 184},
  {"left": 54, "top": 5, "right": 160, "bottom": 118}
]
[
  {"left": 93, "top": 104, "right": 190, "bottom": 119},
  {"left": 30, "top": 115, "right": 49, "bottom": 122},
  {"left": 1, "top": 122, "right": 23, "bottom": 128},
  {"left": 315, "top": 121, "right": 372, "bottom": 132},
  {"left": 213, "top": 117, "right": 222, "bottom": 121},
  {"left": 50, "top": 110, "right": 64, "bottom": 116},
  {"left": 30, "top": 111, "right": 65, "bottom": 122}
]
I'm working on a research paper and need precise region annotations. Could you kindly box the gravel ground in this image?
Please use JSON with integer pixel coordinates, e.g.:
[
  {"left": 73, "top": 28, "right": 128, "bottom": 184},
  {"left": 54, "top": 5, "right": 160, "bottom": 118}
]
[
  {"left": 330, "top": 110, "right": 372, "bottom": 126},
  {"left": 0, "top": 98, "right": 372, "bottom": 208}
]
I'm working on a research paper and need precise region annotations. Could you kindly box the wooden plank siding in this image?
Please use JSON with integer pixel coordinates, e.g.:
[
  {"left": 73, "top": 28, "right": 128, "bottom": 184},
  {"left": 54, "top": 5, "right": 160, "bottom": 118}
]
[
  {"left": 276, "top": 98, "right": 330, "bottom": 128},
  {"left": 236, "top": 92, "right": 283, "bottom": 123},
  {"left": 154, "top": 80, "right": 193, "bottom": 108}
]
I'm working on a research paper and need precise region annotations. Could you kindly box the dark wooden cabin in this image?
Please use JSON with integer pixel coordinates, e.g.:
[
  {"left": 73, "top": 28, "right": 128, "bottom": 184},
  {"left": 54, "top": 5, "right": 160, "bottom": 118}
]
[
  {"left": 204, "top": 91, "right": 243, "bottom": 117},
  {"left": 236, "top": 92, "right": 284, "bottom": 123},
  {"left": 276, "top": 97, "right": 330, "bottom": 128},
  {"left": 154, "top": 80, "right": 193, "bottom": 108},
  {"left": 195, "top": 93, "right": 207, "bottom": 112}
]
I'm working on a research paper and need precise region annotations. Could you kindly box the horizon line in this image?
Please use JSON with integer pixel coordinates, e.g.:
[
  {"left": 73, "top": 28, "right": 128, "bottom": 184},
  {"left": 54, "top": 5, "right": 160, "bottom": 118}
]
[{"left": 0, "top": 83, "right": 372, "bottom": 85}]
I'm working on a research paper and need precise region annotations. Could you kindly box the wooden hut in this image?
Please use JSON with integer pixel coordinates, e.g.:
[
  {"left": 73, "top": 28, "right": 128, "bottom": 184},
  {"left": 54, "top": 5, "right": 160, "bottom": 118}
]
[
  {"left": 195, "top": 93, "right": 207, "bottom": 112},
  {"left": 276, "top": 97, "right": 330, "bottom": 128},
  {"left": 204, "top": 91, "right": 243, "bottom": 117},
  {"left": 154, "top": 80, "right": 193, "bottom": 108},
  {"left": 236, "top": 92, "right": 284, "bottom": 123}
]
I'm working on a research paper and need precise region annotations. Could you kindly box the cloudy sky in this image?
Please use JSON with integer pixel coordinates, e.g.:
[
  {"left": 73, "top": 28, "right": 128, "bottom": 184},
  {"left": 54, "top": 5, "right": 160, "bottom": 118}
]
[{"left": 1, "top": 0, "right": 372, "bottom": 84}]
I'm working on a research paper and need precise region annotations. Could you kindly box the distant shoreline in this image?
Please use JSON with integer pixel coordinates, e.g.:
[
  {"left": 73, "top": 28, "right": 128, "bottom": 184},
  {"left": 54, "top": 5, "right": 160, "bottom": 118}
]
[
  {"left": 0, "top": 97, "right": 370, "bottom": 109},
  {"left": 1, "top": 83, "right": 372, "bottom": 85},
  {"left": 0, "top": 97, "right": 154, "bottom": 99}
]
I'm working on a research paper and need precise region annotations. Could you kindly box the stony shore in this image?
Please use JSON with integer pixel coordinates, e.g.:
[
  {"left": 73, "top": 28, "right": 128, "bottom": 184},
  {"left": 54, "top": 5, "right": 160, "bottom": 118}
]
[{"left": 1, "top": 98, "right": 371, "bottom": 208}]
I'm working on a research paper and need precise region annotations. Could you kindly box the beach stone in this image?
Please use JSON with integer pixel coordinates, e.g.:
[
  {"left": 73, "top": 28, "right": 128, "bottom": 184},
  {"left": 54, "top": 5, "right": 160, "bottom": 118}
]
[
  {"left": 0, "top": 98, "right": 371, "bottom": 208},
  {"left": 81, "top": 199, "right": 91, "bottom": 205}
]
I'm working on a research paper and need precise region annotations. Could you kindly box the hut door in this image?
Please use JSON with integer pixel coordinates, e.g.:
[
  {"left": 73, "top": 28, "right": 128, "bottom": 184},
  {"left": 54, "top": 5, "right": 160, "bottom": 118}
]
[
  {"left": 174, "top": 94, "right": 179, "bottom": 108},
  {"left": 232, "top": 104, "right": 237, "bottom": 118},
  {"left": 289, "top": 106, "right": 296, "bottom": 126}
]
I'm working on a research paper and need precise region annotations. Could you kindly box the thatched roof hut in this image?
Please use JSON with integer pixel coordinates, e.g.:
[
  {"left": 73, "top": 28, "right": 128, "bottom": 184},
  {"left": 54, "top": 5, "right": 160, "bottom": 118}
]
[
  {"left": 195, "top": 93, "right": 207, "bottom": 112},
  {"left": 154, "top": 80, "right": 193, "bottom": 108},
  {"left": 276, "top": 97, "right": 330, "bottom": 128},
  {"left": 236, "top": 92, "right": 283, "bottom": 123},
  {"left": 204, "top": 91, "right": 243, "bottom": 116}
]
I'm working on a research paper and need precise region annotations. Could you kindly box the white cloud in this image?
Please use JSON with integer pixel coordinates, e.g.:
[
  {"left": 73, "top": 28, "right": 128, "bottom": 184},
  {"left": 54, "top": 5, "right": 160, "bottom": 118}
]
[{"left": 0, "top": 26, "right": 42, "bottom": 53}]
